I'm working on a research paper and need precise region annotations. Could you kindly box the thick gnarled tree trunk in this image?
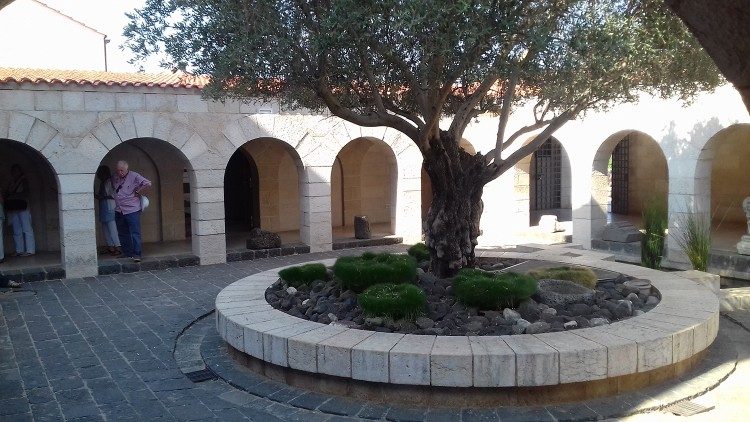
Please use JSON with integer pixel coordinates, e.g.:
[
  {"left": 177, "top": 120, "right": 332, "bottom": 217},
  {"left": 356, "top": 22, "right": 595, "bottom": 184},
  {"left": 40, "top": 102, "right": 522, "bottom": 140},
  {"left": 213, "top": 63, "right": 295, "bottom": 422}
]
[{"left": 423, "top": 132, "right": 487, "bottom": 278}]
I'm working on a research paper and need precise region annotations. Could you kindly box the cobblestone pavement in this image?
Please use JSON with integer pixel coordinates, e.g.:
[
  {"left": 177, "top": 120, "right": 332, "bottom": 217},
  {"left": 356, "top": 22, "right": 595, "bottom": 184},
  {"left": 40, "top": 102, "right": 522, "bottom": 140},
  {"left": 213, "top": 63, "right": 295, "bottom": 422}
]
[{"left": 0, "top": 246, "right": 746, "bottom": 421}]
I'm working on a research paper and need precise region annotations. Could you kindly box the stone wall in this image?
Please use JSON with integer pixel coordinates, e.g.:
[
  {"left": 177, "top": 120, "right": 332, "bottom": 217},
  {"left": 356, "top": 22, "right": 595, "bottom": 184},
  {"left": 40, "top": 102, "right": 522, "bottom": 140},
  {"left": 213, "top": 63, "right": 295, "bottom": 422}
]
[
  {"left": 627, "top": 132, "right": 668, "bottom": 216},
  {"left": 1, "top": 79, "right": 749, "bottom": 278},
  {"left": 710, "top": 125, "right": 750, "bottom": 224}
]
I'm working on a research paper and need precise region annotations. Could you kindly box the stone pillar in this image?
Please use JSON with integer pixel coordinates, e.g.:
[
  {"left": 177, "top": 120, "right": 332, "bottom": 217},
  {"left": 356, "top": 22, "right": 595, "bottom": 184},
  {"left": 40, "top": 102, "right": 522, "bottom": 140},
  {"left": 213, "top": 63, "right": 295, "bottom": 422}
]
[
  {"left": 570, "top": 153, "right": 595, "bottom": 248},
  {"left": 391, "top": 157, "right": 422, "bottom": 243},
  {"left": 301, "top": 166, "right": 333, "bottom": 252},
  {"left": 191, "top": 184, "right": 227, "bottom": 265},
  {"left": 736, "top": 197, "right": 750, "bottom": 255},
  {"left": 58, "top": 174, "right": 98, "bottom": 278}
]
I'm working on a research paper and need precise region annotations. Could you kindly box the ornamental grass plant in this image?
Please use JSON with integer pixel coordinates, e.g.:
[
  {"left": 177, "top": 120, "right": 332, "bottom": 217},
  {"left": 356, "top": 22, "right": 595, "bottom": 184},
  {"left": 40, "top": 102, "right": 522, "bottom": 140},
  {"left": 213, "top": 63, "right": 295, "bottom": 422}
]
[
  {"left": 358, "top": 283, "right": 426, "bottom": 319},
  {"left": 278, "top": 263, "right": 328, "bottom": 287},
  {"left": 333, "top": 252, "right": 417, "bottom": 293},
  {"left": 527, "top": 266, "right": 598, "bottom": 289},
  {"left": 407, "top": 242, "right": 430, "bottom": 262},
  {"left": 641, "top": 199, "right": 668, "bottom": 269},
  {"left": 452, "top": 269, "right": 538, "bottom": 310},
  {"left": 673, "top": 211, "right": 712, "bottom": 271}
]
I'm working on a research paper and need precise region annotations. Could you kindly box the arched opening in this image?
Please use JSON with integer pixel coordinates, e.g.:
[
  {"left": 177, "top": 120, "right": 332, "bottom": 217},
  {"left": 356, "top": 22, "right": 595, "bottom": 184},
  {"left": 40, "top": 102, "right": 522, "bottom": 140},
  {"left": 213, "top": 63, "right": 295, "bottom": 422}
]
[
  {"left": 332, "top": 137, "right": 398, "bottom": 241},
  {"left": 529, "top": 137, "right": 572, "bottom": 225},
  {"left": 224, "top": 149, "right": 260, "bottom": 231},
  {"left": 225, "top": 138, "right": 303, "bottom": 249},
  {"left": 591, "top": 131, "right": 668, "bottom": 240},
  {"left": 95, "top": 137, "right": 193, "bottom": 262},
  {"left": 694, "top": 124, "right": 750, "bottom": 252},
  {"left": 421, "top": 138, "right": 476, "bottom": 220},
  {"left": 0, "top": 138, "right": 60, "bottom": 269},
  {"left": 509, "top": 136, "right": 572, "bottom": 243}
]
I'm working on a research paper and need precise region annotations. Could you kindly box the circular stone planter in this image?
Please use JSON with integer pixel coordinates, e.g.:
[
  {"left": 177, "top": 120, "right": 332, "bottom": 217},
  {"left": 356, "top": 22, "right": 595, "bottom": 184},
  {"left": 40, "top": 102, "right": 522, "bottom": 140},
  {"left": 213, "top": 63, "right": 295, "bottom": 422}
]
[{"left": 215, "top": 247, "right": 719, "bottom": 404}]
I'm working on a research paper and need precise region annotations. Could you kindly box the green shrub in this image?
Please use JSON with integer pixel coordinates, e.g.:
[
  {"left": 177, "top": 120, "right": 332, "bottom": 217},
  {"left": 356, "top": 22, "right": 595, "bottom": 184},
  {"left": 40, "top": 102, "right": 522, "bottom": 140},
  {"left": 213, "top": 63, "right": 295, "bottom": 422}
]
[
  {"left": 452, "top": 269, "right": 538, "bottom": 310},
  {"left": 527, "top": 266, "right": 598, "bottom": 289},
  {"left": 641, "top": 199, "right": 667, "bottom": 269},
  {"left": 673, "top": 211, "right": 711, "bottom": 271},
  {"left": 278, "top": 263, "right": 327, "bottom": 287},
  {"left": 358, "top": 283, "right": 426, "bottom": 319},
  {"left": 407, "top": 242, "right": 430, "bottom": 262},
  {"left": 333, "top": 253, "right": 417, "bottom": 292}
]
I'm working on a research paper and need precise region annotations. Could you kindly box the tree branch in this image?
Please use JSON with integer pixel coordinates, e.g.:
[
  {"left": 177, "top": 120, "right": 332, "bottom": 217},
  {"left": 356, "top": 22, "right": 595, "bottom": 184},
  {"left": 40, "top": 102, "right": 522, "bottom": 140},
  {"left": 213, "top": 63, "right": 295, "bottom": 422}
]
[
  {"left": 493, "top": 70, "right": 519, "bottom": 163},
  {"left": 449, "top": 73, "right": 500, "bottom": 141}
]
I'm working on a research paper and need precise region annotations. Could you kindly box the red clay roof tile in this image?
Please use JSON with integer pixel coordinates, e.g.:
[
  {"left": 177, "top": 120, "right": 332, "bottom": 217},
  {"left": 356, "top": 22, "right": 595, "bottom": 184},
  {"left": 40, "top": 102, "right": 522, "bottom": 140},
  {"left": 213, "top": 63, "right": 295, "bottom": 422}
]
[{"left": 0, "top": 68, "right": 210, "bottom": 89}]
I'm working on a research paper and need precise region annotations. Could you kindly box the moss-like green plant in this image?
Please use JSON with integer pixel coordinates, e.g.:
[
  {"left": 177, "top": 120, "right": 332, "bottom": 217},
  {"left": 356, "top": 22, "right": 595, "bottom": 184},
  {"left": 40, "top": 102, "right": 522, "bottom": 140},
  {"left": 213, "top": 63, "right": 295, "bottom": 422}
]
[
  {"left": 673, "top": 211, "right": 711, "bottom": 271},
  {"left": 278, "top": 263, "right": 327, "bottom": 287},
  {"left": 358, "top": 283, "right": 426, "bottom": 319},
  {"left": 452, "top": 269, "right": 538, "bottom": 310},
  {"left": 641, "top": 198, "right": 667, "bottom": 269},
  {"left": 333, "top": 253, "right": 417, "bottom": 292},
  {"left": 407, "top": 242, "right": 430, "bottom": 262},
  {"left": 527, "top": 266, "right": 598, "bottom": 289}
]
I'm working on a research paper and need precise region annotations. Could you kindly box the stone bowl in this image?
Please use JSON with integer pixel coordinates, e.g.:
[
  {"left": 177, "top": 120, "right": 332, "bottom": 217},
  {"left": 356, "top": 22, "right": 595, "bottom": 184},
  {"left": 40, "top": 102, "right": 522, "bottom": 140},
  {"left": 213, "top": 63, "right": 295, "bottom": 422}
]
[
  {"left": 536, "top": 278, "right": 596, "bottom": 306},
  {"left": 623, "top": 279, "right": 652, "bottom": 295}
]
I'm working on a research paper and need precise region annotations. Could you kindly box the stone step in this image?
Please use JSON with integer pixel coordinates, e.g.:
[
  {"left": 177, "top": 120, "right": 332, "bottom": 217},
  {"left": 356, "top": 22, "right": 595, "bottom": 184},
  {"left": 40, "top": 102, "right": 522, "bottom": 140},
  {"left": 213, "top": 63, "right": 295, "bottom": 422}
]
[{"left": 720, "top": 287, "right": 750, "bottom": 312}]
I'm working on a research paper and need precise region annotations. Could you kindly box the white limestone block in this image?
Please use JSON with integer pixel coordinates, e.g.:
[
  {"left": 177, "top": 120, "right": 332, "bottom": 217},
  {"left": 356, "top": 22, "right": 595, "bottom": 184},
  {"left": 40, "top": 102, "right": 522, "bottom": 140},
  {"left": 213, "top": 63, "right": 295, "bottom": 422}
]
[
  {"left": 263, "top": 322, "right": 322, "bottom": 367},
  {"left": 607, "top": 322, "right": 673, "bottom": 372},
  {"left": 535, "top": 332, "right": 607, "bottom": 383},
  {"left": 430, "top": 336, "right": 473, "bottom": 387},
  {"left": 26, "top": 118, "right": 59, "bottom": 150},
  {"left": 177, "top": 94, "right": 209, "bottom": 113},
  {"left": 243, "top": 317, "right": 299, "bottom": 359},
  {"left": 503, "top": 335, "right": 559, "bottom": 386},
  {"left": 83, "top": 92, "right": 116, "bottom": 111},
  {"left": 116, "top": 93, "right": 145, "bottom": 111},
  {"left": 0, "top": 90, "right": 34, "bottom": 110},
  {"left": 35, "top": 91, "right": 62, "bottom": 110},
  {"left": 61, "top": 92, "right": 85, "bottom": 111},
  {"left": 287, "top": 325, "right": 349, "bottom": 373},
  {"left": 572, "top": 328, "right": 638, "bottom": 377},
  {"left": 351, "top": 332, "right": 404, "bottom": 383},
  {"left": 317, "top": 329, "right": 374, "bottom": 378},
  {"left": 225, "top": 318, "right": 245, "bottom": 352},
  {"left": 389, "top": 335, "right": 436, "bottom": 385},
  {"left": 468, "top": 336, "right": 516, "bottom": 387},
  {"left": 144, "top": 94, "right": 177, "bottom": 112}
]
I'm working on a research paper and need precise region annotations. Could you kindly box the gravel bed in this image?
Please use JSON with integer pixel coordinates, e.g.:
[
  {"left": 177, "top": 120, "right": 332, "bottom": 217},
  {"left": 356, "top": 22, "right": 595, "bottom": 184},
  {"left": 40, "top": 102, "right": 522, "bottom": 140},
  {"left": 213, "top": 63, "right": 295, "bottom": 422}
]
[{"left": 265, "top": 259, "right": 661, "bottom": 336}]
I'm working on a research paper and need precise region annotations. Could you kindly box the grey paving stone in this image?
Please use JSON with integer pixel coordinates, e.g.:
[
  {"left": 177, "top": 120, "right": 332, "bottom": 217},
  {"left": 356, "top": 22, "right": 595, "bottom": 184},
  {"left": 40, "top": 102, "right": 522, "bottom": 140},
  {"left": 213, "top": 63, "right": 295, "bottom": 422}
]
[
  {"left": 423, "top": 408, "right": 462, "bottom": 422},
  {"left": 288, "top": 391, "right": 331, "bottom": 410},
  {"left": 318, "top": 396, "right": 364, "bottom": 416},
  {"left": 495, "top": 407, "right": 555, "bottom": 421},
  {"left": 462, "top": 408, "right": 499, "bottom": 422},
  {"left": 386, "top": 405, "right": 427, "bottom": 422}
]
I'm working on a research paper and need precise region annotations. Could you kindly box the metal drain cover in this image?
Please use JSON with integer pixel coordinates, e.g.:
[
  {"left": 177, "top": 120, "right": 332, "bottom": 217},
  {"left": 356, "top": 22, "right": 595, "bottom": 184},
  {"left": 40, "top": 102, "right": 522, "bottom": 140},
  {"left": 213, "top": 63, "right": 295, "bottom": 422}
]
[
  {"left": 184, "top": 368, "right": 217, "bottom": 383},
  {"left": 664, "top": 400, "right": 714, "bottom": 416}
]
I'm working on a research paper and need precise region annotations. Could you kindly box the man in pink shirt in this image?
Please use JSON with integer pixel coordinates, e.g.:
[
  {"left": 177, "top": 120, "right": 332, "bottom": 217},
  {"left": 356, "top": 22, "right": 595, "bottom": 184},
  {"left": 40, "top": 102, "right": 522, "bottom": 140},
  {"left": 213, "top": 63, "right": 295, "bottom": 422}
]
[{"left": 112, "top": 160, "right": 152, "bottom": 262}]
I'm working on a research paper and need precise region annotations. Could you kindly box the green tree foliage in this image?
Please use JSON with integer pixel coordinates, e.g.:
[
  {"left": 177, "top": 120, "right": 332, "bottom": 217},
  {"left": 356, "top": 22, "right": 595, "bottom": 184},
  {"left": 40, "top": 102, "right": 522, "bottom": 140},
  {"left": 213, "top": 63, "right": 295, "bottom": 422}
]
[{"left": 125, "top": 0, "right": 720, "bottom": 275}]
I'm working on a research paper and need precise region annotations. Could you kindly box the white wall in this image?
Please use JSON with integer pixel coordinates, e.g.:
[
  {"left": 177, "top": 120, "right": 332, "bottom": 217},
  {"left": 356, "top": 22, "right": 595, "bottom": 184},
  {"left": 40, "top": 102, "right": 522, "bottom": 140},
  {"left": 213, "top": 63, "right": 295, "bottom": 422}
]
[{"left": 0, "top": 0, "right": 105, "bottom": 70}]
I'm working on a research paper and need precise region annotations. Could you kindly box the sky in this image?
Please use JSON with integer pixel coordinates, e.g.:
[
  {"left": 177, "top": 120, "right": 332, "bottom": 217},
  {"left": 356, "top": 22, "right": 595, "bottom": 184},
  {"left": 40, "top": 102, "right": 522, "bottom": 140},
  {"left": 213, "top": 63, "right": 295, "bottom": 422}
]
[{"left": 40, "top": 0, "right": 162, "bottom": 72}]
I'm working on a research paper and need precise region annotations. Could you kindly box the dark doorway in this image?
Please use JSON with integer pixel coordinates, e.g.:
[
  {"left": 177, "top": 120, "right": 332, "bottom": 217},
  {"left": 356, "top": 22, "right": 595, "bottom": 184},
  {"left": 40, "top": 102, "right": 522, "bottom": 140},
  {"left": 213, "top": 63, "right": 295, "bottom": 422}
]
[
  {"left": 530, "top": 138, "right": 562, "bottom": 211},
  {"left": 611, "top": 136, "right": 630, "bottom": 215},
  {"left": 224, "top": 149, "right": 260, "bottom": 230}
]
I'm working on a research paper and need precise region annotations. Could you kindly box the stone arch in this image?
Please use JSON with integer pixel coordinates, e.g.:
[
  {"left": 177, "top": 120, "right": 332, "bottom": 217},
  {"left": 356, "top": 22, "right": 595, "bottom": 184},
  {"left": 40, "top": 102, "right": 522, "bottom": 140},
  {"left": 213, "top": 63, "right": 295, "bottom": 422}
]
[
  {"left": 692, "top": 124, "right": 750, "bottom": 250},
  {"left": 86, "top": 113, "right": 210, "bottom": 170},
  {"left": 512, "top": 136, "right": 572, "bottom": 228},
  {"left": 590, "top": 130, "right": 668, "bottom": 239},
  {"left": 225, "top": 137, "right": 305, "bottom": 246},
  {"left": 0, "top": 136, "right": 61, "bottom": 260},
  {"left": 331, "top": 136, "right": 399, "bottom": 237}
]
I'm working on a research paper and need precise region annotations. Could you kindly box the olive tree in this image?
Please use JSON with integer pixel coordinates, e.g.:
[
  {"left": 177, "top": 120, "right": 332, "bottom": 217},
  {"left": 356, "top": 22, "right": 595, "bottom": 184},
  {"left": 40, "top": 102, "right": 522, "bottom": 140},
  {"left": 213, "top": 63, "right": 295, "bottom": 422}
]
[{"left": 125, "top": 0, "right": 720, "bottom": 277}]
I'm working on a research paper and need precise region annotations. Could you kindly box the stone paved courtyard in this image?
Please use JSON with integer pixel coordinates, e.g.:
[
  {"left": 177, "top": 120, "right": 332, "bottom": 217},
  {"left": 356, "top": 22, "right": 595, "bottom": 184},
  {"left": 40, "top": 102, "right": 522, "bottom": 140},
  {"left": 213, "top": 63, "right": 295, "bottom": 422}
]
[{"left": 1, "top": 246, "right": 748, "bottom": 421}]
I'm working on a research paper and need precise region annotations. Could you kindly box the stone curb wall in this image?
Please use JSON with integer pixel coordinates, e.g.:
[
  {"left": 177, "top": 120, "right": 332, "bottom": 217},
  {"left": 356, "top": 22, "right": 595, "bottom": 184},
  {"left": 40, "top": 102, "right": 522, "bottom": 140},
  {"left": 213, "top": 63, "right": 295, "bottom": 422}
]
[{"left": 215, "top": 247, "right": 720, "bottom": 388}]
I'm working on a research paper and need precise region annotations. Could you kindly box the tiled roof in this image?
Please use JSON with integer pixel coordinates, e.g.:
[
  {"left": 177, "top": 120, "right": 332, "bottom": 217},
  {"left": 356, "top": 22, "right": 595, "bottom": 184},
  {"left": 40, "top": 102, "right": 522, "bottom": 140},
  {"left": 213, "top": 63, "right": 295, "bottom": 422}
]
[{"left": 0, "top": 68, "right": 210, "bottom": 89}]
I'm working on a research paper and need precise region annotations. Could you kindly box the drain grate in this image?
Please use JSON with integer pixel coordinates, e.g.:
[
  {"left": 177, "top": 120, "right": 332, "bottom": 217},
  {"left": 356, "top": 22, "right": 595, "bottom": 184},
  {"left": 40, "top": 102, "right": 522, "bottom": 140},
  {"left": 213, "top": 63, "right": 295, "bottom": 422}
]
[
  {"left": 184, "top": 368, "right": 217, "bottom": 383},
  {"left": 664, "top": 400, "right": 714, "bottom": 416}
]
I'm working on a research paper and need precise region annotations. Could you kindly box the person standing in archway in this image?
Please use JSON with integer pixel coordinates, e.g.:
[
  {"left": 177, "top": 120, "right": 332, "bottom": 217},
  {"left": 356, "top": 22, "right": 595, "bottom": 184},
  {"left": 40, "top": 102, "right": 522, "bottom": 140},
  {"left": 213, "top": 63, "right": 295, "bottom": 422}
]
[
  {"left": 5, "top": 164, "right": 35, "bottom": 257},
  {"left": 0, "top": 189, "right": 5, "bottom": 264},
  {"left": 112, "top": 160, "right": 151, "bottom": 263},
  {"left": 95, "top": 165, "right": 121, "bottom": 256}
]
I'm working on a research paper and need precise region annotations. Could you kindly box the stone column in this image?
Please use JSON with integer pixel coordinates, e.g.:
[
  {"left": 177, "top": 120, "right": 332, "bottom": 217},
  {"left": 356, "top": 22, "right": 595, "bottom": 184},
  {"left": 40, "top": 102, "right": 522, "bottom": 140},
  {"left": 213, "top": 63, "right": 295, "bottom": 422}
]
[
  {"left": 736, "top": 197, "right": 750, "bottom": 255},
  {"left": 191, "top": 184, "right": 227, "bottom": 265},
  {"left": 393, "top": 157, "right": 422, "bottom": 244},
  {"left": 301, "top": 166, "right": 333, "bottom": 252},
  {"left": 58, "top": 174, "right": 98, "bottom": 278}
]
